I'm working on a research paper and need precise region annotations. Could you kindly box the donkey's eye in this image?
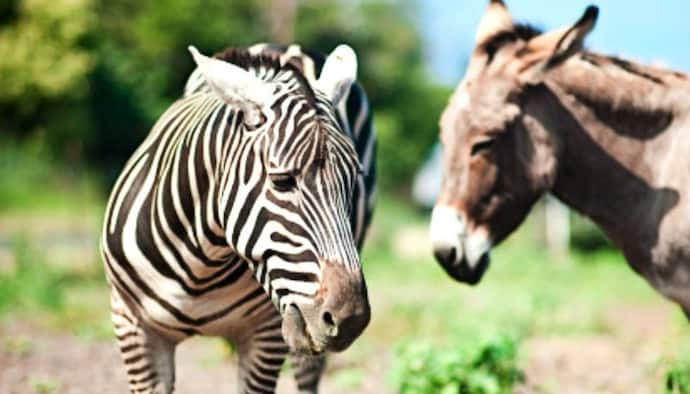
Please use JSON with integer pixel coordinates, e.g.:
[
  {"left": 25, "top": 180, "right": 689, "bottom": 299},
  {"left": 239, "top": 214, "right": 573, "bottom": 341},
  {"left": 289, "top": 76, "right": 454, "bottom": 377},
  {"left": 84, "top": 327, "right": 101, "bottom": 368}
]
[
  {"left": 471, "top": 139, "right": 495, "bottom": 156},
  {"left": 270, "top": 173, "right": 297, "bottom": 192}
]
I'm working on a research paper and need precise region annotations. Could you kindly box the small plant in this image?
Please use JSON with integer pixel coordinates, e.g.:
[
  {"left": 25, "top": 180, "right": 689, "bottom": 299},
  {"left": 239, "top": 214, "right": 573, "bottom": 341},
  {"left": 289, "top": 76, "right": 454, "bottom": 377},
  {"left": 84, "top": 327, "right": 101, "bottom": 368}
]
[
  {"left": 29, "top": 377, "right": 61, "bottom": 394},
  {"left": 389, "top": 334, "right": 523, "bottom": 394},
  {"left": 2, "top": 336, "right": 33, "bottom": 355},
  {"left": 665, "top": 357, "right": 690, "bottom": 393}
]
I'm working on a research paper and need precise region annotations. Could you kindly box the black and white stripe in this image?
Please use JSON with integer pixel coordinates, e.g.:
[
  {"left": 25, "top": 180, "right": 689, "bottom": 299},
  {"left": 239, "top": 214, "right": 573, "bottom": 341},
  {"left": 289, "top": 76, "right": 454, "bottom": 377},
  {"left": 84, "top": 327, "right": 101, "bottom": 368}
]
[{"left": 101, "top": 44, "right": 375, "bottom": 393}]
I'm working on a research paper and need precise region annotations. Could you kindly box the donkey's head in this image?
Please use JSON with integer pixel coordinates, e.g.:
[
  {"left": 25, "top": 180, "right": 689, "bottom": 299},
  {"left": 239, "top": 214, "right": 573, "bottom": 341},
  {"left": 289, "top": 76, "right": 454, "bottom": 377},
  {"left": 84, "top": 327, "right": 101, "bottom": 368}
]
[
  {"left": 431, "top": 1, "right": 598, "bottom": 284},
  {"left": 190, "top": 45, "right": 369, "bottom": 355}
]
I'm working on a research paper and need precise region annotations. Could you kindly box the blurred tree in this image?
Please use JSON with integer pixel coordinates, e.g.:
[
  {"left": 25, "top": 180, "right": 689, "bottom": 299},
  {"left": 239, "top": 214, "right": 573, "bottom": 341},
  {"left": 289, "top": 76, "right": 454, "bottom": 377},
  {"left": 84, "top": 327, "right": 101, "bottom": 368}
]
[
  {"left": 87, "top": 0, "right": 269, "bottom": 183},
  {"left": 292, "top": 0, "right": 451, "bottom": 191},
  {"left": 0, "top": 0, "right": 94, "bottom": 162},
  {"left": 1, "top": 0, "right": 450, "bottom": 193}
]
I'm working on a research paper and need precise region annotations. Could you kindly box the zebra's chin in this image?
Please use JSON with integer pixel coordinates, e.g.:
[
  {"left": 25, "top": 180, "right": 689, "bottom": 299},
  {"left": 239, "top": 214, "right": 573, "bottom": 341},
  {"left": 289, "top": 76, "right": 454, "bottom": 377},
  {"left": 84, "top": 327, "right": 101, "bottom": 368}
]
[{"left": 282, "top": 304, "right": 327, "bottom": 356}]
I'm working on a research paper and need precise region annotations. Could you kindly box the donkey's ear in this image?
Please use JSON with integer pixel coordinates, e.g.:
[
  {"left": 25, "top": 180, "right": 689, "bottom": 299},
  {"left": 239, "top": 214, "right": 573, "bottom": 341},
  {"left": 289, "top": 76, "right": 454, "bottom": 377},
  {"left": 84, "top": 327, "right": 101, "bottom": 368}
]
[
  {"left": 188, "top": 45, "right": 273, "bottom": 126},
  {"left": 519, "top": 6, "right": 598, "bottom": 83},
  {"left": 317, "top": 44, "right": 357, "bottom": 106},
  {"left": 475, "top": 0, "right": 513, "bottom": 45}
]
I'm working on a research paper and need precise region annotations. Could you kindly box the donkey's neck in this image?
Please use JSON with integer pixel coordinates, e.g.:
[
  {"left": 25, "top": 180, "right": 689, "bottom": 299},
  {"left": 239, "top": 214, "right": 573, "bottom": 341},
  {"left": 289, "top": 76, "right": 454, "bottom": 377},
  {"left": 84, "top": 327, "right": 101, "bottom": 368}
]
[
  {"left": 555, "top": 53, "right": 690, "bottom": 119},
  {"left": 539, "top": 55, "right": 690, "bottom": 264}
]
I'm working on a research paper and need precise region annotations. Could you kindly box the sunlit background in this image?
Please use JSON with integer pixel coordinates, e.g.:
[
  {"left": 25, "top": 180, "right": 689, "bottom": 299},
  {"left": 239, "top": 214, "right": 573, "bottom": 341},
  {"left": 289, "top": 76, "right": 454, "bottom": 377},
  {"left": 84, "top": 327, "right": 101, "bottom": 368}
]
[
  {"left": 1, "top": 1, "right": 690, "bottom": 393},
  {"left": 422, "top": 0, "right": 690, "bottom": 84}
]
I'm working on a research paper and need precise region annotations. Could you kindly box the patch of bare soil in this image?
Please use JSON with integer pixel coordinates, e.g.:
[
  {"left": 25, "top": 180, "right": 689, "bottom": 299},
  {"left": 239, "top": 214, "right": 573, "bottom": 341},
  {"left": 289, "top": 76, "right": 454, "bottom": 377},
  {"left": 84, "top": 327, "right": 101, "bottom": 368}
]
[
  {"left": 0, "top": 303, "right": 678, "bottom": 393},
  {"left": 517, "top": 303, "right": 676, "bottom": 394},
  {"left": 0, "top": 324, "right": 390, "bottom": 394}
]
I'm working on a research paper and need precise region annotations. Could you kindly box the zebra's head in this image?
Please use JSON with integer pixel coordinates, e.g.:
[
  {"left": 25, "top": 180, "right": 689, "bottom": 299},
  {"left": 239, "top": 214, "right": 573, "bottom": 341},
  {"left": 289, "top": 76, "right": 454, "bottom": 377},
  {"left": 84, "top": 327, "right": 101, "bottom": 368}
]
[{"left": 189, "top": 45, "right": 370, "bottom": 355}]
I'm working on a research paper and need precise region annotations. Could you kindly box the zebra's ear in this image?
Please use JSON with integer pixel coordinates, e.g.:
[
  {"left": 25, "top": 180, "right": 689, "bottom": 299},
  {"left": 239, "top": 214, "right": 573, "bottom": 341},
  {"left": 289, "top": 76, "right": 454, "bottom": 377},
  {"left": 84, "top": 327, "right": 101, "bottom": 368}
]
[
  {"left": 188, "top": 46, "right": 272, "bottom": 126},
  {"left": 317, "top": 44, "right": 357, "bottom": 106}
]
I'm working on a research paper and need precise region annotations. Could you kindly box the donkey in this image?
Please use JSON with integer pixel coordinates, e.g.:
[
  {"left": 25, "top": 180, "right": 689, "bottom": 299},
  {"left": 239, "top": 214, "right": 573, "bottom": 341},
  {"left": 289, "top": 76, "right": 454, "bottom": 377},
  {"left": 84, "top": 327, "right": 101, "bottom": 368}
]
[{"left": 430, "top": 0, "right": 690, "bottom": 314}]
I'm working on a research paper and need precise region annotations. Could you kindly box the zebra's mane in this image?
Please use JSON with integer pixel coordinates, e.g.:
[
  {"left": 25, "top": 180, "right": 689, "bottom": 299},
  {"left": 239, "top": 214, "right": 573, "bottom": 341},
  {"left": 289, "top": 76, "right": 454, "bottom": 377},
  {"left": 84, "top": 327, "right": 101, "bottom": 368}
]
[
  {"left": 214, "top": 47, "right": 317, "bottom": 107},
  {"left": 213, "top": 47, "right": 333, "bottom": 164}
]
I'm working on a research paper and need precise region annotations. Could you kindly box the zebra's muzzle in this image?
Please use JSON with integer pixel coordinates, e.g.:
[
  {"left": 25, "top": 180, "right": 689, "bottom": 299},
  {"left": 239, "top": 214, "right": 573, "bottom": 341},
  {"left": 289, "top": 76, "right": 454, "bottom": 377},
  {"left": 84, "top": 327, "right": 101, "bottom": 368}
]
[
  {"left": 282, "top": 303, "right": 326, "bottom": 355},
  {"left": 280, "top": 262, "right": 371, "bottom": 355}
]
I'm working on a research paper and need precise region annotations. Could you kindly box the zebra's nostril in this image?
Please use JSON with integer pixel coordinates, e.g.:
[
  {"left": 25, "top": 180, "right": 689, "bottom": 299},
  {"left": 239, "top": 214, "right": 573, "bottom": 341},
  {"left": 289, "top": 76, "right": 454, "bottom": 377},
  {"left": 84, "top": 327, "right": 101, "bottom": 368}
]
[
  {"left": 322, "top": 311, "right": 336, "bottom": 327},
  {"left": 322, "top": 311, "right": 339, "bottom": 338}
]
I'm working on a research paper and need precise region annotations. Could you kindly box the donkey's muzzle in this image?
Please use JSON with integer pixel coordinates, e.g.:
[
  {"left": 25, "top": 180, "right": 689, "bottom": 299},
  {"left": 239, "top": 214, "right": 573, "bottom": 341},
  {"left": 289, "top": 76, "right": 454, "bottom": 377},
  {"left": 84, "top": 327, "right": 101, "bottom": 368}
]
[
  {"left": 434, "top": 245, "right": 489, "bottom": 285},
  {"left": 430, "top": 205, "right": 492, "bottom": 285}
]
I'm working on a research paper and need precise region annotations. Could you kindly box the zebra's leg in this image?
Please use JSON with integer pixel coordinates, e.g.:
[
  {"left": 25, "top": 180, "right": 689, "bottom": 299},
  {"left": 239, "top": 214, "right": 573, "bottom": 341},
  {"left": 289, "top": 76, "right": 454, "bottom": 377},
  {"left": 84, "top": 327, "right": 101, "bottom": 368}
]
[
  {"left": 290, "top": 354, "right": 326, "bottom": 394},
  {"left": 235, "top": 314, "right": 288, "bottom": 394},
  {"left": 111, "top": 290, "right": 179, "bottom": 394}
]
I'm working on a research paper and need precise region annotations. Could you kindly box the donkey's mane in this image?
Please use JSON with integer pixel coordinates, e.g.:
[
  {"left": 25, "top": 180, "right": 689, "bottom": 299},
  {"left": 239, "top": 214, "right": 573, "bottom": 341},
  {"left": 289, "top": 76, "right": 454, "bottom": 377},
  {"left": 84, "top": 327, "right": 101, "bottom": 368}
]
[
  {"left": 552, "top": 51, "right": 690, "bottom": 118},
  {"left": 480, "top": 21, "right": 690, "bottom": 115},
  {"left": 513, "top": 23, "right": 543, "bottom": 40},
  {"left": 480, "top": 23, "right": 543, "bottom": 54},
  {"left": 214, "top": 47, "right": 317, "bottom": 107}
]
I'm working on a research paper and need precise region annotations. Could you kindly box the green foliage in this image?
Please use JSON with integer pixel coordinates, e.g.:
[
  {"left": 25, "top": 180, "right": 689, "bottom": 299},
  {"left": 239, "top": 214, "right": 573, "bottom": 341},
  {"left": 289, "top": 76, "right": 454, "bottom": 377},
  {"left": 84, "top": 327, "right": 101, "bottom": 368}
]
[
  {"left": 0, "top": 0, "right": 94, "bottom": 106},
  {"left": 665, "top": 350, "right": 690, "bottom": 394},
  {"left": 389, "top": 335, "right": 523, "bottom": 394},
  {"left": 0, "top": 0, "right": 94, "bottom": 159},
  {"left": 292, "top": 1, "right": 452, "bottom": 190},
  {"left": 1, "top": 0, "right": 444, "bottom": 191},
  {"left": 94, "top": 0, "right": 267, "bottom": 121}
]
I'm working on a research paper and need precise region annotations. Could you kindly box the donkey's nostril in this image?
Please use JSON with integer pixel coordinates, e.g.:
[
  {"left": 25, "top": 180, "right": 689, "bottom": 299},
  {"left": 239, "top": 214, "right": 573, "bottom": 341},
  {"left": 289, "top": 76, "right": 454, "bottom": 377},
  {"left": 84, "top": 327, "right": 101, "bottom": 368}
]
[
  {"left": 322, "top": 311, "right": 336, "bottom": 327},
  {"left": 433, "top": 245, "right": 457, "bottom": 266}
]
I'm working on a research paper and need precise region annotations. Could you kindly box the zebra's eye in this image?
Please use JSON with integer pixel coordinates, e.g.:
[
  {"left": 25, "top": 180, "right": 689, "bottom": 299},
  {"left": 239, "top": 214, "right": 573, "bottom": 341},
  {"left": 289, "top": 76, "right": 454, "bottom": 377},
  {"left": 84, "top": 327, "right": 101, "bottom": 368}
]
[
  {"left": 270, "top": 173, "right": 297, "bottom": 192},
  {"left": 244, "top": 111, "right": 267, "bottom": 130}
]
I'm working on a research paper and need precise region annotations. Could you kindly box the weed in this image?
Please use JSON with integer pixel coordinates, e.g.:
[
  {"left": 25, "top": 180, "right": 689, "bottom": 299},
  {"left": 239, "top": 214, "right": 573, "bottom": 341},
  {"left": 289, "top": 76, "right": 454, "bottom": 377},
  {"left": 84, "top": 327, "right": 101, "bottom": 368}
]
[
  {"left": 2, "top": 336, "right": 33, "bottom": 355},
  {"left": 664, "top": 347, "right": 690, "bottom": 394},
  {"left": 389, "top": 334, "right": 523, "bottom": 394},
  {"left": 29, "top": 377, "right": 61, "bottom": 394}
]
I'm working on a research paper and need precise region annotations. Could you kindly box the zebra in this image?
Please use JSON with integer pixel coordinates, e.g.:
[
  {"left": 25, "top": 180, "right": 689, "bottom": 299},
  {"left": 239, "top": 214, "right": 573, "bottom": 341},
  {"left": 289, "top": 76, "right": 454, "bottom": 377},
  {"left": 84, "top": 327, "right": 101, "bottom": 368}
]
[{"left": 100, "top": 42, "right": 376, "bottom": 393}]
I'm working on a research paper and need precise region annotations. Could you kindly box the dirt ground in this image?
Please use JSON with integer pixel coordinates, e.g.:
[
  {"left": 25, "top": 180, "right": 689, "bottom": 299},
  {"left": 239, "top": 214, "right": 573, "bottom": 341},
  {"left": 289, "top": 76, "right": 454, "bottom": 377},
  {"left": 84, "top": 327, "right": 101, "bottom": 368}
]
[
  {"left": 0, "top": 323, "right": 390, "bottom": 394},
  {"left": 0, "top": 302, "right": 680, "bottom": 394}
]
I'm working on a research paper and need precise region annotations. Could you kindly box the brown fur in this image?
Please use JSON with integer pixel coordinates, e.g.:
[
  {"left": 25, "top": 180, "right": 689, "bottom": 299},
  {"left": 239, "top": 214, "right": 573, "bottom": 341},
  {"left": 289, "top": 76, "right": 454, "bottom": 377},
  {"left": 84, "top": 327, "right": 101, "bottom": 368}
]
[{"left": 436, "top": 1, "right": 690, "bottom": 311}]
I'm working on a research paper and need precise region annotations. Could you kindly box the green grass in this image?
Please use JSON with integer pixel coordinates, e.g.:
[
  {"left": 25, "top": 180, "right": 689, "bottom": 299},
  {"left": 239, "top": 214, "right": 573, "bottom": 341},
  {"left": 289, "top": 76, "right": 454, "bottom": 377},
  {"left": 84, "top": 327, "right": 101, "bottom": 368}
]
[
  {"left": 0, "top": 237, "right": 111, "bottom": 336},
  {"left": 0, "top": 238, "right": 66, "bottom": 314},
  {"left": 361, "top": 196, "right": 660, "bottom": 342},
  {"left": 0, "top": 139, "right": 103, "bottom": 215},
  {"left": 0, "top": 139, "right": 108, "bottom": 334},
  {"left": 359, "top": 240, "right": 656, "bottom": 365}
]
